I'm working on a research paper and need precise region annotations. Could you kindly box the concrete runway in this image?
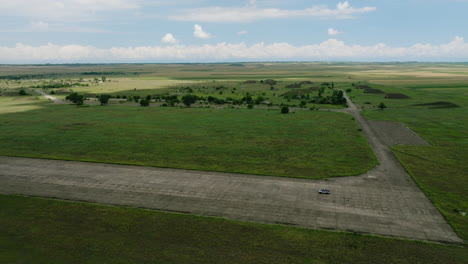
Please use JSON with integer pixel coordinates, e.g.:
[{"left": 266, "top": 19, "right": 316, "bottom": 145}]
[
  {"left": 0, "top": 155, "right": 461, "bottom": 243},
  {"left": 0, "top": 93, "right": 462, "bottom": 243}
]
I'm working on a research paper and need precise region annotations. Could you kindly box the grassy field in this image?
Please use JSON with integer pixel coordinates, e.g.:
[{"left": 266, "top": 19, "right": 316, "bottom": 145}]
[
  {"left": 1, "top": 194, "right": 466, "bottom": 264},
  {"left": 0, "top": 63, "right": 467, "bottom": 261},
  {"left": 350, "top": 80, "right": 468, "bottom": 240},
  {"left": 0, "top": 96, "right": 376, "bottom": 178}
]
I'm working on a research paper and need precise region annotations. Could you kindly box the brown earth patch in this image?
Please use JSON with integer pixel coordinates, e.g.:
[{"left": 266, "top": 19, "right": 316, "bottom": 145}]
[
  {"left": 364, "top": 88, "right": 384, "bottom": 94},
  {"left": 285, "top": 83, "right": 302, "bottom": 89},
  {"left": 385, "top": 93, "right": 411, "bottom": 99}
]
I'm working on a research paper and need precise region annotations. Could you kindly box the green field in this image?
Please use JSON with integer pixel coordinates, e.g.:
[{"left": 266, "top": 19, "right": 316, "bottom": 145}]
[
  {"left": 1, "top": 194, "right": 466, "bottom": 264},
  {"left": 0, "top": 63, "right": 467, "bottom": 261},
  {"left": 0, "top": 96, "right": 376, "bottom": 178}
]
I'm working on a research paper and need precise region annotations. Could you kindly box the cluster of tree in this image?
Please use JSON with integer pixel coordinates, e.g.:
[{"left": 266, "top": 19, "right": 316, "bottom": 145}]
[
  {"left": 321, "top": 82, "right": 335, "bottom": 89},
  {"left": 311, "top": 90, "right": 346, "bottom": 105}
]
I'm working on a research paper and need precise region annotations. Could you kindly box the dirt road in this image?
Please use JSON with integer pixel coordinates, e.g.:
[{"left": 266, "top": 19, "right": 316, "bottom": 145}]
[{"left": 34, "top": 89, "right": 64, "bottom": 104}]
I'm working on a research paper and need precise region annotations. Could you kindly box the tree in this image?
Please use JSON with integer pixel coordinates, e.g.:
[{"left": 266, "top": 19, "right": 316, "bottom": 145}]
[
  {"left": 378, "top": 102, "right": 387, "bottom": 110},
  {"left": 281, "top": 106, "right": 289, "bottom": 114},
  {"left": 140, "top": 99, "right": 150, "bottom": 107},
  {"left": 65, "top": 92, "right": 84, "bottom": 106},
  {"left": 98, "top": 94, "right": 112, "bottom": 105},
  {"left": 182, "top": 94, "right": 197, "bottom": 107},
  {"left": 18, "top": 89, "right": 27, "bottom": 96},
  {"left": 101, "top": 76, "right": 106, "bottom": 82}
]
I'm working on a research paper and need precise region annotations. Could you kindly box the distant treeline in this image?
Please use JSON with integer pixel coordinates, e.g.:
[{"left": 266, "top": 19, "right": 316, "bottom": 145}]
[
  {"left": 0, "top": 72, "right": 141, "bottom": 80},
  {"left": 33, "top": 83, "right": 89, "bottom": 89}
]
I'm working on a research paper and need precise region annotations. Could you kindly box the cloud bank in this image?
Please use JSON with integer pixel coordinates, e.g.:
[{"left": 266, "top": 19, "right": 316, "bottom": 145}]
[
  {"left": 170, "top": 1, "right": 376, "bottom": 23},
  {"left": 0, "top": 0, "right": 140, "bottom": 21},
  {"left": 1, "top": 37, "right": 467, "bottom": 63}
]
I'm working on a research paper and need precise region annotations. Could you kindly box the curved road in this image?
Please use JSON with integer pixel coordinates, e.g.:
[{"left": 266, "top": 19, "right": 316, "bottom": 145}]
[{"left": 0, "top": 93, "right": 462, "bottom": 243}]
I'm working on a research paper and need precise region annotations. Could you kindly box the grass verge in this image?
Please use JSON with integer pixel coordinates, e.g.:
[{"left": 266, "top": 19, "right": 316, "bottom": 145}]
[{"left": 0, "top": 194, "right": 466, "bottom": 264}]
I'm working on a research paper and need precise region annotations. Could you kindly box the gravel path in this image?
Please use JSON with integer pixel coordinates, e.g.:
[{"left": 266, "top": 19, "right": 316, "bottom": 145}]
[
  {"left": 0, "top": 92, "right": 462, "bottom": 243},
  {"left": 34, "top": 89, "right": 64, "bottom": 104}
]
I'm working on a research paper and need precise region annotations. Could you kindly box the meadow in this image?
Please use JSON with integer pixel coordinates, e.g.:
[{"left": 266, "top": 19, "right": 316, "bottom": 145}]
[
  {"left": 0, "top": 62, "right": 467, "bottom": 262},
  {"left": 0, "top": 96, "right": 375, "bottom": 178}
]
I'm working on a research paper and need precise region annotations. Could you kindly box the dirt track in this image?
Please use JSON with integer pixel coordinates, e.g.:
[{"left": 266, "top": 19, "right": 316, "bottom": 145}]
[{"left": 0, "top": 93, "right": 462, "bottom": 243}]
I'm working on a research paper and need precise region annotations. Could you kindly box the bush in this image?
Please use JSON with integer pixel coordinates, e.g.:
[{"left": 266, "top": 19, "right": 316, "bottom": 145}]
[
  {"left": 247, "top": 104, "right": 254, "bottom": 109},
  {"left": 281, "top": 106, "right": 289, "bottom": 114},
  {"left": 18, "top": 89, "right": 27, "bottom": 96}
]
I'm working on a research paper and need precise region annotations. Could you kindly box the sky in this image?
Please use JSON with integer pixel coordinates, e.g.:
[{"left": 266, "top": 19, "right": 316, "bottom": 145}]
[{"left": 0, "top": 0, "right": 467, "bottom": 63}]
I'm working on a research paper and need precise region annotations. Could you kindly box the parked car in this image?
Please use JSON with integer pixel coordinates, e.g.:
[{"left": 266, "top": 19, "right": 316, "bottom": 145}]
[{"left": 318, "top": 189, "right": 331, "bottom": 194}]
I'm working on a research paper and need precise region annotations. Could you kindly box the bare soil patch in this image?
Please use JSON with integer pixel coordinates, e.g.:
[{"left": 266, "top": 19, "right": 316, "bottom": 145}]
[
  {"left": 414, "top": 101, "right": 460, "bottom": 109},
  {"left": 368, "top": 120, "right": 431, "bottom": 146},
  {"left": 354, "top": 84, "right": 384, "bottom": 94}
]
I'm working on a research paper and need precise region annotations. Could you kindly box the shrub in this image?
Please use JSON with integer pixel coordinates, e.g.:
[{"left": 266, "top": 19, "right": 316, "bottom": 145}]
[
  {"left": 18, "top": 89, "right": 27, "bottom": 96},
  {"left": 281, "top": 106, "right": 289, "bottom": 114}
]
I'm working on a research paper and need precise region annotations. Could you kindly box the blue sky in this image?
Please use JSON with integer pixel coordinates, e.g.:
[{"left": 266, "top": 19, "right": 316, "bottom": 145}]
[{"left": 0, "top": 0, "right": 467, "bottom": 63}]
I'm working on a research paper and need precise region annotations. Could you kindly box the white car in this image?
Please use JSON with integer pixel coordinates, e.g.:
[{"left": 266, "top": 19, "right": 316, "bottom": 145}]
[{"left": 318, "top": 189, "right": 331, "bottom": 194}]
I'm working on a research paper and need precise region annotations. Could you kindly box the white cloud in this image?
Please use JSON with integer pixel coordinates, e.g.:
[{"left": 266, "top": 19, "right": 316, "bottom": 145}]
[
  {"left": 328, "top": 28, "right": 341, "bottom": 36},
  {"left": 161, "top": 33, "right": 178, "bottom": 45},
  {"left": 170, "top": 1, "right": 376, "bottom": 23},
  {"left": 30, "top": 21, "right": 50, "bottom": 31},
  {"left": 193, "top": 24, "right": 212, "bottom": 39},
  {"left": 1, "top": 37, "right": 467, "bottom": 63},
  {"left": 237, "top": 30, "right": 248, "bottom": 36},
  {"left": 0, "top": 0, "right": 140, "bottom": 21}
]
